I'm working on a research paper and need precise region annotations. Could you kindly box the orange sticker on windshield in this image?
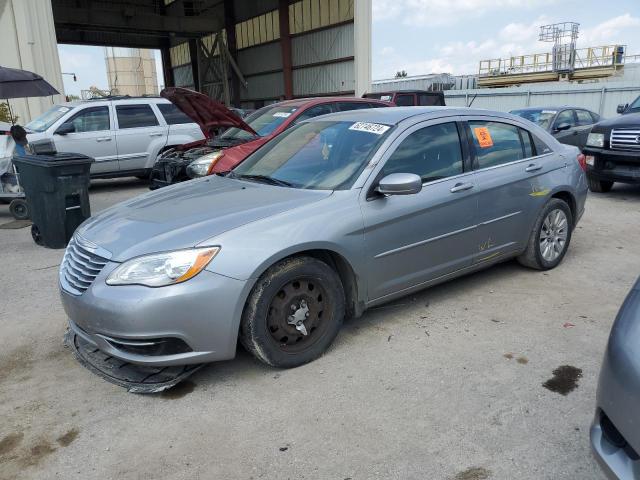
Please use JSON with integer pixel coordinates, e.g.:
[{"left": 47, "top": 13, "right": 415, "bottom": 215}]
[{"left": 473, "top": 127, "right": 494, "bottom": 148}]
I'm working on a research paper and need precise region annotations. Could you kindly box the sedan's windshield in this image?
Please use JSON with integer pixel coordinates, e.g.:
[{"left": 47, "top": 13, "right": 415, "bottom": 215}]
[
  {"left": 232, "top": 120, "right": 392, "bottom": 190},
  {"left": 510, "top": 109, "right": 557, "bottom": 130},
  {"left": 220, "top": 105, "right": 300, "bottom": 141},
  {"left": 25, "top": 105, "right": 73, "bottom": 132}
]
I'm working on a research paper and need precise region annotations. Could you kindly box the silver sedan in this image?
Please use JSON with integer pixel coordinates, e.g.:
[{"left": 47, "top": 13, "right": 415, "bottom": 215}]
[{"left": 60, "top": 107, "right": 588, "bottom": 390}]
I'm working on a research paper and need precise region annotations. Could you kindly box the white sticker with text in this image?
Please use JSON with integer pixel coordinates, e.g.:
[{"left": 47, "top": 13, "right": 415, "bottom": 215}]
[
  {"left": 349, "top": 122, "right": 391, "bottom": 135},
  {"left": 272, "top": 112, "right": 291, "bottom": 118}
]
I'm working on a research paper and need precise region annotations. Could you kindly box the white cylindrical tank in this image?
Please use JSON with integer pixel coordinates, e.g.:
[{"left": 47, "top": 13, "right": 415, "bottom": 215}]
[{"left": 104, "top": 47, "right": 159, "bottom": 97}]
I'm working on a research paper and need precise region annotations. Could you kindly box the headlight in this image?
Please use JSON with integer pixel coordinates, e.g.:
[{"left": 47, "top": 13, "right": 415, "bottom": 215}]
[
  {"left": 186, "top": 151, "right": 223, "bottom": 178},
  {"left": 106, "top": 247, "right": 220, "bottom": 287},
  {"left": 586, "top": 133, "right": 604, "bottom": 148}
]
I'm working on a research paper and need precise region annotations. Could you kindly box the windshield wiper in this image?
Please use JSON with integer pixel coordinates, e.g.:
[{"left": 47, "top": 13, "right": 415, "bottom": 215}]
[{"left": 234, "top": 173, "right": 294, "bottom": 187}]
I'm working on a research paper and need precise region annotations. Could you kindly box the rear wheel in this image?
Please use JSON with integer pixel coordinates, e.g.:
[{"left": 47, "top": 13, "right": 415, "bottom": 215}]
[
  {"left": 240, "top": 256, "right": 345, "bottom": 368},
  {"left": 587, "top": 175, "right": 613, "bottom": 193},
  {"left": 518, "top": 198, "right": 573, "bottom": 270},
  {"left": 9, "top": 198, "right": 29, "bottom": 220}
]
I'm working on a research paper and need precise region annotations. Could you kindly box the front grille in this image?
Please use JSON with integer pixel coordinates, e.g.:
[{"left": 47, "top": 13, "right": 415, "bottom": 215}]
[
  {"left": 610, "top": 129, "right": 640, "bottom": 151},
  {"left": 60, "top": 237, "right": 109, "bottom": 295}
]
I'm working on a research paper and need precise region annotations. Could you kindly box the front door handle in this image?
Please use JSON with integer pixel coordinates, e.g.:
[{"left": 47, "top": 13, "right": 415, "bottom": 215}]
[
  {"left": 149, "top": 132, "right": 164, "bottom": 137},
  {"left": 450, "top": 182, "right": 474, "bottom": 193},
  {"left": 525, "top": 163, "right": 542, "bottom": 172},
  {"left": 96, "top": 137, "right": 111, "bottom": 142}
]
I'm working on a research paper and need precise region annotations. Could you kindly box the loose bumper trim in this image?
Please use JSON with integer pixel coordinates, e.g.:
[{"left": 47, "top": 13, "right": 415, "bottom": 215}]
[{"left": 64, "top": 329, "right": 203, "bottom": 393}]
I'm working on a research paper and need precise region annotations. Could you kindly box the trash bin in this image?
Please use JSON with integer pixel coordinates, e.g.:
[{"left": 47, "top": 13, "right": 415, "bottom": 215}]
[{"left": 13, "top": 153, "right": 93, "bottom": 248}]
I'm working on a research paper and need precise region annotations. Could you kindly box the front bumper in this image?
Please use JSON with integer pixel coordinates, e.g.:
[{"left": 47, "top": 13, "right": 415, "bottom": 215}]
[
  {"left": 60, "top": 266, "right": 251, "bottom": 367},
  {"left": 584, "top": 147, "right": 640, "bottom": 184}
]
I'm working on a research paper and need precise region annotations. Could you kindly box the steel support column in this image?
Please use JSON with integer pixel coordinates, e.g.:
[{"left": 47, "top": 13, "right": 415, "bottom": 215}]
[
  {"left": 278, "top": 0, "right": 293, "bottom": 99},
  {"left": 189, "top": 38, "right": 200, "bottom": 91},
  {"left": 160, "top": 46, "right": 174, "bottom": 89},
  {"left": 224, "top": 0, "right": 240, "bottom": 106}
]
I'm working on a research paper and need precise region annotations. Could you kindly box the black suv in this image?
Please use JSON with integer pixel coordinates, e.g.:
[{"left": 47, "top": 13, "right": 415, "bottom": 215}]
[{"left": 583, "top": 96, "right": 640, "bottom": 192}]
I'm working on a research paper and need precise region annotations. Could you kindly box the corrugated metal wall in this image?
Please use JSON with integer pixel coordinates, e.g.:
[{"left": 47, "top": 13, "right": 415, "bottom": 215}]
[
  {"left": 293, "top": 61, "right": 354, "bottom": 96},
  {"left": 371, "top": 73, "right": 454, "bottom": 92},
  {"left": 292, "top": 22, "right": 353, "bottom": 66},
  {"left": 445, "top": 81, "right": 640, "bottom": 118}
]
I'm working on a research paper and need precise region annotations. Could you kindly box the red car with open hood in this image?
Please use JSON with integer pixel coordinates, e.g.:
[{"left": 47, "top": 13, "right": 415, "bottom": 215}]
[{"left": 150, "top": 87, "right": 390, "bottom": 189}]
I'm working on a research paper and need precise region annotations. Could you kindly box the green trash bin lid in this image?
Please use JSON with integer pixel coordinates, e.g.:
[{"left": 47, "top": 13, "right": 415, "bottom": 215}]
[{"left": 13, "top": 153, "right": 94, "bottom": 168}]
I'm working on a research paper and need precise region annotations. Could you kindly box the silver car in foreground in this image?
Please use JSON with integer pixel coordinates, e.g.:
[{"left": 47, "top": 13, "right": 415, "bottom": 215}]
[
  {"left": 60, "top": 107, "right": 588, "bottom": 390},
  {"left": 591, "top": 276, "right": 640, "bottom": 479}
]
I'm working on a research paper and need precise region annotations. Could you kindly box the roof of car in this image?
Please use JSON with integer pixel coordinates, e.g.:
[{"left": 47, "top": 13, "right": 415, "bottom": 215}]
[
  {"left": 511, "top": 106, "right": 577, "bottom": 112},
  {"left": 275, "top": 96, "right": 390, "bottom": 108},
  {"left": 311, "top": 106, "right": 516, "bottom": 125}
]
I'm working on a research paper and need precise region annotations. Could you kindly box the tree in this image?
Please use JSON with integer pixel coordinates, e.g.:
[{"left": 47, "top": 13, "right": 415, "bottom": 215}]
[
  {"left": 0, "top": 103, "right": 18, "bottom": 124},
  {"left": 395, "top": 70, "right": 408, "bottom": 78}
]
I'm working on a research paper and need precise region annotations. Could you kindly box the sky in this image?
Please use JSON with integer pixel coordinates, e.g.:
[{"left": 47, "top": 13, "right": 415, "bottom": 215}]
[
  {"left": 57, "top": 0, "right": 640, "bottom": 95},
  {"left": 372, "top": 0, "right": 640, "bottom": 79}
]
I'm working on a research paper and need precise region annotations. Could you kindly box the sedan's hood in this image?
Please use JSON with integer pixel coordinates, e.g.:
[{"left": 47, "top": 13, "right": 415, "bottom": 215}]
[
  {"left": 160, "top": 87, "right": 257, "bottom": 139},
  {"left": 592, "top": 112, "right": 640, "bottom": 131},
  {"left": 77, "top": 176, "right": 332, "bottom": 261}
]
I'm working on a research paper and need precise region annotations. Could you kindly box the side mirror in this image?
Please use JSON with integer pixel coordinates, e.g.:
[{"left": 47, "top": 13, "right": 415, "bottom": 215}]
[
  {"left": 55, "top": 123, "right": 75, "bottom": 135},
  {"left": 617, "top": 104, "right": 628, "bottom": 114},
  {"left": 554, "top": 122, "right": 571, "bottom": 132},
  {"left": 375, "top": 173, "right": 422, "bottom": 196}
]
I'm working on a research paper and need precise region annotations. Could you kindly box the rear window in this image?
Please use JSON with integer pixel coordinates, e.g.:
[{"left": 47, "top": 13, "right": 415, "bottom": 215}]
[
  {"left": 116, "top": 104, "right": 159, "bottom": 129},
  {"left": 395, "top": 94, "right": 415, "bottom": 106},
  {"left": 157, "top": 103, "right": 192, "bottom": 125}
]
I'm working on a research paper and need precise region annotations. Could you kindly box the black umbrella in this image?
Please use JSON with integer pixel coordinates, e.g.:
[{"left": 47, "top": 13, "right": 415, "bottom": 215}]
[
  {"left": 0, "top": 66, "right": 60, "bottom": 125},
  {"left": 0, "top": 66, "right": 59, "bottom": 99}
]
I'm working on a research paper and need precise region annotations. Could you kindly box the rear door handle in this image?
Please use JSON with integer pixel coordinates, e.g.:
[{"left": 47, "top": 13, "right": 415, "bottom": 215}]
[
  {"left": 96, "top": 137, "right": 111, "bottom": 142},
  {"left": 450, "top": 182, "right": 474, "bottom": 193},
  {"left": 525, "top": 163, "right": 542, "bottom": 172}
]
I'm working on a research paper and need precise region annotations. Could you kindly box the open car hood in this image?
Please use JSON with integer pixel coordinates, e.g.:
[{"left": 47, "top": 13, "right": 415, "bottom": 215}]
[{"left": 160, "top": 87, "right": 257, "bottom": 138}]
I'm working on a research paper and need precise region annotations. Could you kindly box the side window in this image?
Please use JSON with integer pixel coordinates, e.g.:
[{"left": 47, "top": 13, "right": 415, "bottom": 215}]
[
  {"left": 554, "top": 110, "right": 576, "bottom": 129},
  {"left": 576, "top": 110, "right": 595, "bottom": 126},
  {"left": 418, "top": 94, "right": 441, "bottom": 106},
  {"left": 336, "top": 102, "right": 371, "bottom": 112},
  {"left": 157, "top": 103, "right": 192, "bottom": 125},
  {"left": 66, "top": 107, "right": 110, "bottom": 133},
  {"left": 521, "top": 129, "right": 534, "bottom": 157},
  {"left": 292, "top": 104, "right": 334, "bottom": 124},
  {"left": 533, "top": 135, "right": 552, "bottom": 155},
  {"left": 590, "top": 111, "right": 600, "bottom": 123},
  {"left": 469, "top": 121, "right": 528, "bottom": 169},
  {"left": 395, "top": 94, "right": 415, "bottom": 106},
  {"left": 116, "top": 104, "right": 159, "bottom": 129},
  {"left": 380, "top": 122, "right": 463, "bottom": 183}
]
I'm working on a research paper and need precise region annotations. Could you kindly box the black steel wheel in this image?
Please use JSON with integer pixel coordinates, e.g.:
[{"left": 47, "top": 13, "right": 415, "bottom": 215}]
[
  {"left": 9, "top": 198, "right": 29, "bottom": 220},
  {"left": 31, "top": 224, "right": 43, "bottom": 245},
  {"left": 240, "top": 256, "right": 345, "bottom": 368}
]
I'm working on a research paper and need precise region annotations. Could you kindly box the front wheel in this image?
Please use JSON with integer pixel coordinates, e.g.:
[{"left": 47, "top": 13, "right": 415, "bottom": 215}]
[
  {"left": 518, "top": 199, "right": 573, "bottom": 270},
  {"left": 587, "top": 175, "right": 613, "bottom": 193},
  {"left": 9, "top": 198, "right": 29, "bottom": 220},
  {"left": 240, "top": 256, "right": 345, "bottom": 368}
]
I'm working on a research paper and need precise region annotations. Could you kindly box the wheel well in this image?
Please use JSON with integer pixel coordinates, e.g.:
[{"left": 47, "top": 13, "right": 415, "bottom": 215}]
[
  {"left": 551, "top": 191, "right": 576, "bottom": 223},
  {"left": 286, "top": 249, "right": 362, "bottom": 319}
]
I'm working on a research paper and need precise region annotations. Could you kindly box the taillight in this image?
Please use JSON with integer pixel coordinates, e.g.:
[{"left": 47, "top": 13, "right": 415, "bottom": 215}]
[{"left": 577, "top": 153, "right": 587, "bottom": 172}]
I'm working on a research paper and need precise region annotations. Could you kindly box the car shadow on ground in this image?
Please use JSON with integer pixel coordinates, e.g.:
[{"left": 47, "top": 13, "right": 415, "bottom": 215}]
[
  {"left": 190, "top": 259, "right": 527, "bottom": 391},
  {"left": 89, "top": 177, "right": 150, "bottom": 192}
]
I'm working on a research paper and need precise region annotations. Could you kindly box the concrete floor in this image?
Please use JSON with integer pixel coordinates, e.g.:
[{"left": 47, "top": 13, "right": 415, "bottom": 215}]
[{"left": 1, "top": 178, "right": 639, "bottom": 480}]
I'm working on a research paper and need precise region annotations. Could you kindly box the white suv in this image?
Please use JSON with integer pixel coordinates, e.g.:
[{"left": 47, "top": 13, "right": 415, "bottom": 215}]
[{"left": 25, "top": 97, "right": 204, "bottom": 178}]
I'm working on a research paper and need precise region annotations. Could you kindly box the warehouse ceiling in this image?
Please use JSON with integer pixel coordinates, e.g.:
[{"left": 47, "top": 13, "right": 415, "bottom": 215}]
[{"left": 52, "top": 0, "right": 226, "bottom": 48}]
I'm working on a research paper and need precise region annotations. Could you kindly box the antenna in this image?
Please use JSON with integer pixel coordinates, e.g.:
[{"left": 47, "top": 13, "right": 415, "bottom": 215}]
[{"left": 539, "top": 22, "right": 580, "bottom": 73}]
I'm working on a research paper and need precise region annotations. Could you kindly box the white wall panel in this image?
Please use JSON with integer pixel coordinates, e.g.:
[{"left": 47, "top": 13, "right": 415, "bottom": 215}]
[
  {"left": 292, "top": 23, "right": 354, "bottom": 66},
  {"left": 293, "top": 60, "right": 354, "bottom": 96}
]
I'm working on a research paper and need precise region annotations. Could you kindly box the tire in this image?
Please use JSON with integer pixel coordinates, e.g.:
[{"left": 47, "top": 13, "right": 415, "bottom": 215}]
[
  {"left": 517, "top": 198, "right": 573, "bottom": 270},
  {"left": 31, "top": 224, "right": 43, "bottom": 245},
  {"left": 587, "top": 175, "right": 613, "bottom": 193},
  {"left": 9, "top": 198, "right": 29, "bottom": 220},
  {"left": 240, "top": 256, "right": 345, "bottom": 368}
]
